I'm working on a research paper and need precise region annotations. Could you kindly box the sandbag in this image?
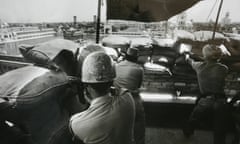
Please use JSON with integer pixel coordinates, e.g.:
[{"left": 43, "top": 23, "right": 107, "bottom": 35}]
[
  {"left": 0, "top": 66, "right": 70, "bottom": 109},
  {"left": 138, "top": 56, "right": 149, "bottom": 65},
  {"left": 103, "top": 46, "right": 119, "bottom": 61},
  {"left": 193, "top": 31, "right": 225, "bottom": 42},
  {"left": 228, "top": 62, "right": 240, "bottom": 72},
  {"left": 173, "top": 30, "right": 195, "bottom": 42},
  {"left": 172, "top": 64, "right": 196, "bottom": 79},
  {"left": 228, "top": 37, "right": 240, "bottom": 56},
  {"left": 153, "top": 38, "right": 176, "bottom": 47},
  {"left": 102, "top": 36, "right": 130, "bottom": 52},
  {"left": 19, "top": 39, "right": 78, "bottom": 70},
  {"left": 152, "top": 43, "right": 178, "bottom": 55},
  {"left": 131, "top": 37, "right": 153, "bottom": 50}
]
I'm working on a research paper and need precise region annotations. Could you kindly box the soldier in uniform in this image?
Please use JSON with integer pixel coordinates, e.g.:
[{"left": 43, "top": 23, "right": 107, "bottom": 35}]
[
  {"left": 183, "top": 44, "right": 229, "bottom": 144},
  {"left": 114, "top": 47, "right": 145, "bottom": 144},
  {"left": 69, "top": 51, "right": 135, "bottom": 144}
]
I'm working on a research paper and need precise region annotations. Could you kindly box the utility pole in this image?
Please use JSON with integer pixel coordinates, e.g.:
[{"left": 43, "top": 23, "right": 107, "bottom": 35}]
[
  {"left": 212, "top": 0, "right": 223, "bottom": 40},
  {"left": 96, "top": 0, "right": 102, "bottom": 43}
]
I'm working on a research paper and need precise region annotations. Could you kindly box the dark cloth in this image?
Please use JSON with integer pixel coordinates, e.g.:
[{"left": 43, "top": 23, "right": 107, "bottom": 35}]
[
  {"left": 0, "top": 121, "right": 34, "bottom": 144},
  {"left": 0, "top": 100, "right": 14, "bottom": 121},
  {"left": 0, "top": 101, "right": 33, "bottom": 144}
]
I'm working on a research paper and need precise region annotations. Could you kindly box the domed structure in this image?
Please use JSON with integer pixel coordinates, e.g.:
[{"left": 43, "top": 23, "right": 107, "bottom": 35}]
[{"left": 0, "top": 19, "right": 9, "bottom": 28}]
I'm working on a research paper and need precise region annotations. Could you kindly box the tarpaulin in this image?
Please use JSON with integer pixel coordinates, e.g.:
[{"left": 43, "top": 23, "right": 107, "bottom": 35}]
[
  {"left": 0, "top": 66, "right": 69, "bottom": 108},
  {"left": 106, "top": 0, "right": 201, "bottom": 22}
]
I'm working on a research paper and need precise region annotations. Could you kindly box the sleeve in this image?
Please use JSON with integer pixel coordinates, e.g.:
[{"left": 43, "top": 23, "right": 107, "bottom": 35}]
[
  {"left": 186, "top": 57, "right": 202, "bottom": 71},
  {"left": 220, "top": 63, "right": 229, "bottom": 77},
  {"left": 69, "top": 115, "right": 85, "bottom": 144}
]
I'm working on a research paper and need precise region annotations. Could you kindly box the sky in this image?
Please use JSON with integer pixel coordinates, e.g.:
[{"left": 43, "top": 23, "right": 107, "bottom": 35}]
[
  {"left": 0, "top": 0, "right": 239, "bottom": 23},
  {"left": 183, "top": 0, "right": 240, "bottom": 22}
]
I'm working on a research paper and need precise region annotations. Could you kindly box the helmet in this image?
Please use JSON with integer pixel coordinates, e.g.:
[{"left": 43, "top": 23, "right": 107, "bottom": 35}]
[
  {"left": 202, "top": 44, "right": 223, "bottom": 60},
  {"left": 77, "top": 44, "right": 105, "bottom": 76},
  {"left": 79, "top": 44, "right": 105, "bottom": 62},
  {"left": 81, "top": 51, "right": 115, "bottom": 83}
]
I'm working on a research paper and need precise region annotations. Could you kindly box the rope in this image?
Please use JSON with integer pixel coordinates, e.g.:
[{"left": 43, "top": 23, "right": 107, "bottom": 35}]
[{"left": 206, "top": 0, "right": 219, "bottom": 22}]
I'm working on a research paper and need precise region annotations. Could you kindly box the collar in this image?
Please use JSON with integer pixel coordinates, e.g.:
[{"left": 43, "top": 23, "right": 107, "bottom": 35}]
[
  {"left": 120, "top": 60, "right": 138, "bottom": 66},
  {"left": 90, "top": 94, "right": 111, "bottom": 108}
]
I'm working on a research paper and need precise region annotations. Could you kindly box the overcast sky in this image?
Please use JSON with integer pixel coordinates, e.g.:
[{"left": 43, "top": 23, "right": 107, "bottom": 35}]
[{"left": 0, "top": 0, "right": 239, "bottom": 23}]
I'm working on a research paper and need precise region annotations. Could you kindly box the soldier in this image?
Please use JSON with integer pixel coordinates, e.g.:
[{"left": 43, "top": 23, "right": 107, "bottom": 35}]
[
  {"left": 69, "top": 51, "right": 135, "bottom": 144},
  {"left": 183, "top": 44, "right": 229, "bottom": 144},
  {"left": 114, "top": 47, "right": 145, "bottom": 144}
]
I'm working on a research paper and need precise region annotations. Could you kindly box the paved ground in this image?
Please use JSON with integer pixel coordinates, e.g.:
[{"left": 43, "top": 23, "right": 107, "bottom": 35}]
[
  {"left": 146, "top": 127, "right": 213, "bottom": 144},
  {"left": 143, "top": 101, "right": 238, "bottom": 144}
]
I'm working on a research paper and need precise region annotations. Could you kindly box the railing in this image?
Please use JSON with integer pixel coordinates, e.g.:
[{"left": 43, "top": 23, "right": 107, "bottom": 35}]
[
  {"left": 0, "top": 28, "right": 57, "bottom": 44},
  {"left": 0, "top": 55, "right": 31, "bottom": 74},
  {"left": 17, "top": 31, "right": 56, "bottom": 39},
  {"left": 16, "top": 28, "right": 54, "bottom": 35}
]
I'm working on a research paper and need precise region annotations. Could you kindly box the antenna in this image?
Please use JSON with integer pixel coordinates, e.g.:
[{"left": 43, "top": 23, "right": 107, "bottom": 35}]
[{"left": 212, "top": 0, "right": 223, "bottom": 40}]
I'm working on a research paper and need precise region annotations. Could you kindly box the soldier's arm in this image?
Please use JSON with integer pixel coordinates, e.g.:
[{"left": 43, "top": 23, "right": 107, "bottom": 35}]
[{"left": 185, "top": 54, "right": 202, "bottom": 70}]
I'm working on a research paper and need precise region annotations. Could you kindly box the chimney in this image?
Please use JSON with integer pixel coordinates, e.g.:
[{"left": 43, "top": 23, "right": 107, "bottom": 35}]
[
  {"left": 73, "top": 16, "right": 77, "bottom": 28},
  {"left": 93, "top": 15, "right": 97, "bottom": 23}
]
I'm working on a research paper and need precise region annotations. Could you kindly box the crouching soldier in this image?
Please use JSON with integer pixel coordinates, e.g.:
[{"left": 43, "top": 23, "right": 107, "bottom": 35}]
[
  {"left": 183, "top": 44, "right": 229, "bottom": 144},
  {"left": 69, "top": 51, "right": 135, "bottom": 144}
]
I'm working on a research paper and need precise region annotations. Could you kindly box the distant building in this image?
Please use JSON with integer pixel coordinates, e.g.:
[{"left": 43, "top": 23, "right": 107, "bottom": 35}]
[
  {"left": 221, "top": 12, "right": 231, "bottom": 26},
  {"left": 176, "top": 12, "right": 193, "bottom": 31},
  {"left": 177, "top": 12, "right": 187, "bottom": 29},
  {"left": 93, "top": 15, "right": 97, "bottom": 23},
  {"left": 0, "top": 19, "right": 9, "bottom": 28},
  {"left": 232, "top": 27, "right": 238, "bottom": 34},
  {"left": 73, "top": 16, "right": 77, "bottom": 28}
]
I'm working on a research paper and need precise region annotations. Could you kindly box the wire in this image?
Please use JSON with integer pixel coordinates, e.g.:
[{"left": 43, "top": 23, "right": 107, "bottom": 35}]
[
  {"left": 206, "top": 0, "right": 219, "bottom": 21},
  {"left": 101, "top": 0, "right": 104, "bottom": 6}
]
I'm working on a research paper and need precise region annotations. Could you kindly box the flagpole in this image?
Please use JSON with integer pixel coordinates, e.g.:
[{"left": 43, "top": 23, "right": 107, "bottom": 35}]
[
  {"left": 96, "top": 0, "right": 102, "bottom": 43},
  {"left": 212, "top": 0, "right": 223, "bottom": 40}
]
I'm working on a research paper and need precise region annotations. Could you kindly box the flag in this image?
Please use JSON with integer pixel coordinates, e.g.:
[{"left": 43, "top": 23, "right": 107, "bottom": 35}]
[{"left": 106, "top": 0, "right": 201, "bottom": 22}]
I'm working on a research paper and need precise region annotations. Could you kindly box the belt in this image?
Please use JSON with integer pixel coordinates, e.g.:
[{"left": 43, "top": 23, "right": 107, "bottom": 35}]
[{"left": 202, "top": 93, "right": 226, "bottom": 99}]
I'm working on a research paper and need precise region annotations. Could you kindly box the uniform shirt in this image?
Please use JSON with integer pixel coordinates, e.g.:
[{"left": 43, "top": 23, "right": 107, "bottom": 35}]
[
  {"left": 190, "top": 60, "right": 228, "bottom": 95},
  {"left": 70, "top": 90, "right": 135, "bottom": 144},
  {"left": 114, "top": 60, "right": 143, "bottom": 91}
]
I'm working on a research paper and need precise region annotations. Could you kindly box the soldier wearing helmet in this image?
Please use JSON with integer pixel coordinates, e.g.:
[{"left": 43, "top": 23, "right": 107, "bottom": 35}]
[
  {"left": 114, "top": 47, "right": 145, "bottom": 144},
  {"left": 183, "top": 44, "right": 229, "bottom": 144},
  {"left": 70, "top": 51, "right": 135, "bottom": 144},
  {"left": 75, "top": 44, "right": 105, "bottom": 105}
]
